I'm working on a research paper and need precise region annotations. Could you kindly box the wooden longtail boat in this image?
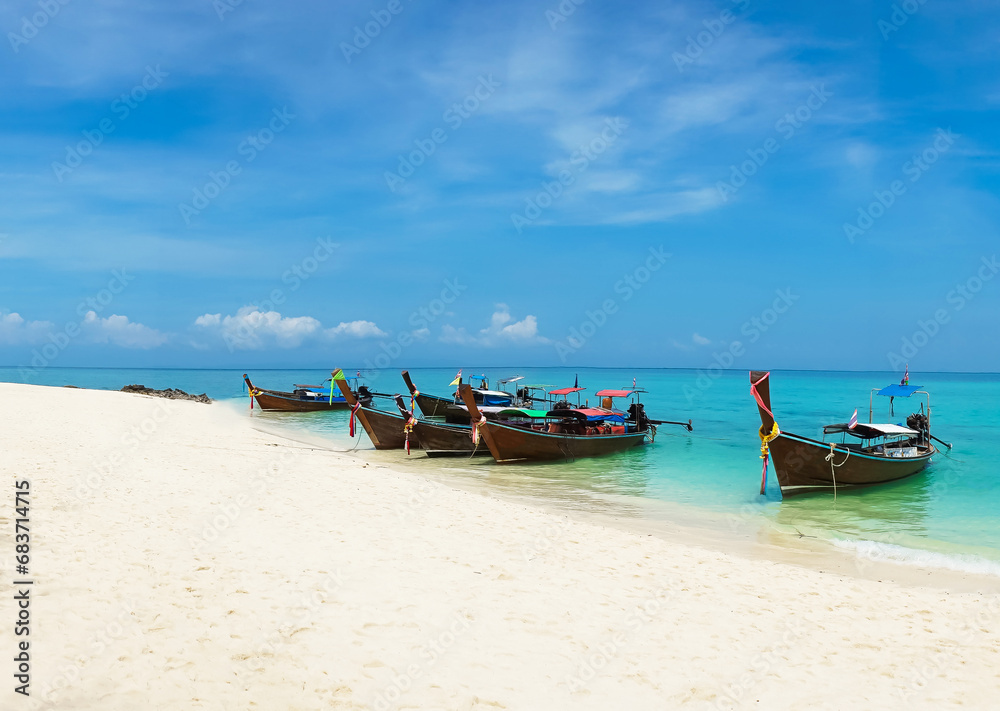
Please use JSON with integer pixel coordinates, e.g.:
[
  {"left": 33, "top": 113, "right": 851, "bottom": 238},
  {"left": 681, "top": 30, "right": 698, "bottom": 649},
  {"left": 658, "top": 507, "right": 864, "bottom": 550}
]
[
  {"left": 410, "top": 416, "right": 492, "bottom": 458},
  {"left": 459, "top": 385, "right": 653, "bottom": 463},
  {"left": 411, "top": 401, "right": 552, "bottom": 458},
  {"left": 749, "top": 370, "right": 940, "bottom": 497},
  {"left": 335, "top": 372, "right": 416, "bottom": 451},
  {"left": 401, "top": 370, "right": 514, "bottom": 423},
  {"left": 243, "top": 373, "right": 371, "bottom": 412},
  {"left": 401, "top": 370, "right": 456, "bottom": 418}
]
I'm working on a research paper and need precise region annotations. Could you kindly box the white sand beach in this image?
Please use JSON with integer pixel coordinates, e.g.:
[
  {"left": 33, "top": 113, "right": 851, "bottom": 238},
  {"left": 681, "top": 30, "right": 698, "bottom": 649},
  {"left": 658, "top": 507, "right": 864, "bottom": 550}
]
[{"left": 1, "top": 382, "right": 998, "bottom": 710}]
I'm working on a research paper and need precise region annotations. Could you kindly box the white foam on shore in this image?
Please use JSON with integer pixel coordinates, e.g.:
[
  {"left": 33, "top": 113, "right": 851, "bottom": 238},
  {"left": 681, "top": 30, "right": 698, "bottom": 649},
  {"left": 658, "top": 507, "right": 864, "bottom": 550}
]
[{"left": 833, "top": 538, "right": 1000, "bottom": 577}]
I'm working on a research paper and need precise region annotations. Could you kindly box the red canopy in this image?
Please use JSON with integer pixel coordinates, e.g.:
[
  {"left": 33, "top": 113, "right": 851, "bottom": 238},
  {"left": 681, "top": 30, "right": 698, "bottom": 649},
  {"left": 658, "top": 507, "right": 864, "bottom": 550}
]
[
  {"left": 549, "top": 386, "right": 585, "bottom": 395},
  {"left": 595, "top": 389, "right": 634, "bottom": 397}
]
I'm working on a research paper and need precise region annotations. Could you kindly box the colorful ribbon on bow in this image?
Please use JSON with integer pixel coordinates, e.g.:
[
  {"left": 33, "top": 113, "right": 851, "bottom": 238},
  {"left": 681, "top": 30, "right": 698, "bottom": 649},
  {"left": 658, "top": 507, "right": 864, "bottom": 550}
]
[
  {"left": 403, "top": 416, "right": 417, "bottom": 455},
  {"left": 758, "top": 421, "right": 780, "bottom": 495},
  {"left": 349, "top": 400, "right": 362, "bottom": 437},
  {"left": 471, "top": 416, "right": 487, "bottom": 445},
  {"left": 411, "top": 389, "right": 419, "bottom": 414},
  {"left": 750, "top": 372, "right": 780, "bottom": 495},
  {"left": 750, "top": 372, "right": 775, "bottom": 418}
]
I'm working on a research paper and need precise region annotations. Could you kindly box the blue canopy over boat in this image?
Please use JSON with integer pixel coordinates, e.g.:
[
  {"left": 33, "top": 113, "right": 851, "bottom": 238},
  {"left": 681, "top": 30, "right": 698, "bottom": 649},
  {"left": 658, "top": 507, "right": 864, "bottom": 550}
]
[{"left": 877, "top": 384, "right": 923, "bottom": 397}]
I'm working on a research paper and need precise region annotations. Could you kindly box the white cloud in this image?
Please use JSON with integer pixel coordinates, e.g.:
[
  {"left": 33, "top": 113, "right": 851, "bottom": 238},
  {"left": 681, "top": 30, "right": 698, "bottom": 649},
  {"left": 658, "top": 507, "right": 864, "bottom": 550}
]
[
  {"left": 600, "top": 187, "right": 726, "bottom": 225},
  {"left": 440, "top": 304, "right": 548, "bottom": 347},
  {"left": 672, "top": 333, "right": 712, "bottom": 351},
  {"left": 326, "top": 320, "right": 388, "bottom": 339},
  {"left": 194, "top": 306, "right": 386, "bottom": 350},
  {"left": 80, "top": 311, "right": 168, "bottom": 349},
  {"left": 194, "top": 313, "right": 221, "bottom": 328},
  {"left": 0, "top": 311, "right": 54, "bottom": 345}
]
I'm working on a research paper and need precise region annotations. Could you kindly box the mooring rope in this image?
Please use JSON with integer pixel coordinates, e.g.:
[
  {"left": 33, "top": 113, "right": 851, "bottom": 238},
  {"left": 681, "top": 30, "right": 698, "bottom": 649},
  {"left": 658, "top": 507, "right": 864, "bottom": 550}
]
[
  {"left": 824, "top": 443, "right": 850, "bottom": 500},
  {"left": 249, "top": 424, "right": 363, "bottom": 453}
]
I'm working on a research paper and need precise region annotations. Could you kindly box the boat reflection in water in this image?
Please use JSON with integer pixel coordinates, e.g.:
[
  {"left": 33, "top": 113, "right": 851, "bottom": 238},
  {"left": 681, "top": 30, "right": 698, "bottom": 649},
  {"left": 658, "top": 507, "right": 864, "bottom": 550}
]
[
  {"left": 768, "top": 470, "right": 933, "bottom": 545},
  {"left": 399, "top": 440, "right": 659, "bottom": 515}
]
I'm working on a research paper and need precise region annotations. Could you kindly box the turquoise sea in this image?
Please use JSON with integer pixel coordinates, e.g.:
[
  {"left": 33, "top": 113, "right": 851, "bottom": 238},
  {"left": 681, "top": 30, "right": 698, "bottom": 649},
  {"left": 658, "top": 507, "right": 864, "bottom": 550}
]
[{"left": 4, "top": 366, "right": 998, "bottom": 575}]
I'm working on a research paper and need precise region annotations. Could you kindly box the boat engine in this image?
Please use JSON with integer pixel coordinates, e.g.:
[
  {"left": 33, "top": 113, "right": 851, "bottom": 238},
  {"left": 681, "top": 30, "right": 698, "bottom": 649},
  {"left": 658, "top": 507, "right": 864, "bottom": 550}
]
[
  {"left": 906, "top": 412, "right": 929, "bottom": 444},
  {"left": 357, "top": 385, "right": 374, "bottom": 406},
  {"left": 627, "top": 403, "right": 650, "bottom": 430},
  {"left": 552, "top": 400, "right": 573, "bottom": 410}
]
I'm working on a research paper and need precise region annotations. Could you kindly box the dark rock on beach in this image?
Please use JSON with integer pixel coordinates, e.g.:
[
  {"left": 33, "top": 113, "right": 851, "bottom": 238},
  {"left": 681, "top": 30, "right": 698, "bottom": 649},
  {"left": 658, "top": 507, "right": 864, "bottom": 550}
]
[{"left": 121, "top": 384, "right": 212, "bottom": 404}]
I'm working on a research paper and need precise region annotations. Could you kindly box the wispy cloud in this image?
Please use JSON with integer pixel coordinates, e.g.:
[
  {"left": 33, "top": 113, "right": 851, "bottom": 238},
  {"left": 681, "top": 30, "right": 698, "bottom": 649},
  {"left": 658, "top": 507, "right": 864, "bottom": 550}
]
[
  {"left": 80, "top": 311, "right": 168, "bottom": 349},
  {"left": 0, "top": 311, "right": 55, "bottom": 345},
  {"left": 440, "top": 304, "right": 549, "bottom": 347},
  {"left": 193, "top": 306, "right": 386, "bottom": 350}
]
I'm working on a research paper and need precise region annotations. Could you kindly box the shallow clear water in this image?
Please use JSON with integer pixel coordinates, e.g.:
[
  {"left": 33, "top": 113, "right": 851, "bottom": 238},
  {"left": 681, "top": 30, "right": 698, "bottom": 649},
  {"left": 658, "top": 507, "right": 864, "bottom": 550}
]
[{"left": 4, "top": 366, "right": 998, "bottom": 572}]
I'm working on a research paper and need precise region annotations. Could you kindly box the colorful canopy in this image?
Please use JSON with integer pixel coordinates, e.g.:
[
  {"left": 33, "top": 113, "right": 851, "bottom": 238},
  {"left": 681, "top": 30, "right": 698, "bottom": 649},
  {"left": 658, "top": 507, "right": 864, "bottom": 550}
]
[
  {"left": 877, "top": 384, "right": 923, "bottom": 397},
  {"left": 595, "top": 389, "right": 634, "bottom": 397},
  {"left": 548, "top": 408, "right": 626, "bottom": 423},
  {"left": 824, "top": 422, "right": 919, "bottom": 438},
  {"left": 549, "top": 386, "right": 585, "bottom": 395},
  {"left": 495, "top": 408, "right": 550, "bottom": 419}
]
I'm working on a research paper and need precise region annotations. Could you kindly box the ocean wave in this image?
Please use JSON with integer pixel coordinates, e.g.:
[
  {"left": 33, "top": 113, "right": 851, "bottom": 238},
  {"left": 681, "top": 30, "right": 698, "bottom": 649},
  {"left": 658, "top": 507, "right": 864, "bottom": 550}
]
[{"left": 833, "top": 539, "right": 1000, "bottom": 577}]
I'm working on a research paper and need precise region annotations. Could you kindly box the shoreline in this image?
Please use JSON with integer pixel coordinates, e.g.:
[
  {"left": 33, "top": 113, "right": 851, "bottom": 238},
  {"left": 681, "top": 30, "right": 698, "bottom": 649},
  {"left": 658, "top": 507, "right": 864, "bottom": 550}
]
[
  {"left": 4, "top": 383, "right": 998, "bottom": 709},
  {"left": 246, "top": 407, "right": 1000, "bottom": 595}
]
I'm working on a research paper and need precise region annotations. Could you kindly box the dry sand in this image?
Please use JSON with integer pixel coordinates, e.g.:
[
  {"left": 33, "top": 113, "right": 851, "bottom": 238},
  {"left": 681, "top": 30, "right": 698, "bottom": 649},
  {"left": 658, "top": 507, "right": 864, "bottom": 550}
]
[{"left": 1, "top": 382, "right": 998, "bottom": 710}]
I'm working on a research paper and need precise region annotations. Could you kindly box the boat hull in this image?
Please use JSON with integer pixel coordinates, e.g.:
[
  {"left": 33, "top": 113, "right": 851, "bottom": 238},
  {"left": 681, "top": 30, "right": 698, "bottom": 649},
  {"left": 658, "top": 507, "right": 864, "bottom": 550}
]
[
  {"left": 355, "top": 406, "right": 418, "bottom": 450},
  {"left": 412, "top": 420, "right": 490, "bottom": 457},
  {"left": 769, "top": 432, "right": 934, "bottom": 496},
  {"left": 412, "top": 393, "right": 473, "bottom": 423},
  {"left": 480, "top": 421, "right": 647, "bottom": 463},
  {"left": 251, "top": 388, "right": 349, "bottom": 412}
]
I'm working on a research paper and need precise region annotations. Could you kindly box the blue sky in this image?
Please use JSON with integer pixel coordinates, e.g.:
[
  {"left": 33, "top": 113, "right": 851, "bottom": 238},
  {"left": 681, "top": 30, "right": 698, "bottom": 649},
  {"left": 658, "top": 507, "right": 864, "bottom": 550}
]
[{"left": 1, "top": 0, "right": 998, "bottom": 373}]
